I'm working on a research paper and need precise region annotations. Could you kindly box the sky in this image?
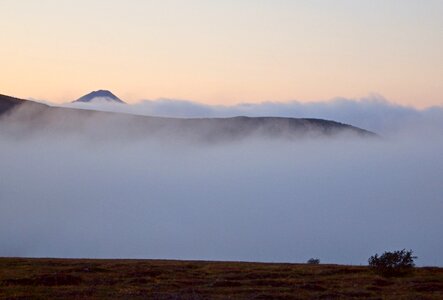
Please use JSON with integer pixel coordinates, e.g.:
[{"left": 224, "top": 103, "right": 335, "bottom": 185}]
[{"left": 1, "top": 0, "right": 442, "bottom": 107}]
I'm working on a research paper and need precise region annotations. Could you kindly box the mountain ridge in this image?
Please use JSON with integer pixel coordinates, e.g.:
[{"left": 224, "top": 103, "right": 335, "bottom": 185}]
[{"left": 0, "top": 93, "right": 377, "bottom": 141}]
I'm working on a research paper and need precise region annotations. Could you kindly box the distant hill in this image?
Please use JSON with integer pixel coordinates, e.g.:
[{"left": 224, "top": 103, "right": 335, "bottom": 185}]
[
  {"left": 0, "top": 93, "right": 48, "bottom": 115},
  {"left": 0, "top": 93, "right": 376, "bottom": 141},
  {"left": 73, "top": 90, "right": 125, "bottom": 104}
]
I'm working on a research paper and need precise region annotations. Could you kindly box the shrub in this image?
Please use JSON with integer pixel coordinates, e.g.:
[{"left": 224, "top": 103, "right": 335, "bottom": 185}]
[
  {"left": 368, "top": 249, "right": 416, "bottom": 277},
  {"left": 307, "top": 258, "right": 320, "bottom": 264}
]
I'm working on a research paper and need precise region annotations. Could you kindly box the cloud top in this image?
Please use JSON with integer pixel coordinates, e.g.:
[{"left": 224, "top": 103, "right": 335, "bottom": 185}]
[{"left": 62, "top": 95, "right": 443, "bottom": 136}]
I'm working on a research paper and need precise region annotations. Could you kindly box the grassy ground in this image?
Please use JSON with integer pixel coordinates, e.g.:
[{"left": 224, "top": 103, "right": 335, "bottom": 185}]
[{"left": 0, "top": 257, "right": 442, "bottom": 299}]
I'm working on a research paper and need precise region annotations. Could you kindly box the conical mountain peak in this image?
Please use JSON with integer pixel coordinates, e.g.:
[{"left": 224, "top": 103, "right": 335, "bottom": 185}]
[{"left": 73, "top": 90, "right": 125, "bottom": 104}]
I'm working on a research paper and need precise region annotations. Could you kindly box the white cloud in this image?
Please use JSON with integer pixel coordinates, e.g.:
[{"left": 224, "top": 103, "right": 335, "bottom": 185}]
[{"left": 60, "top": 95, "right": 443, "bottom": 136}]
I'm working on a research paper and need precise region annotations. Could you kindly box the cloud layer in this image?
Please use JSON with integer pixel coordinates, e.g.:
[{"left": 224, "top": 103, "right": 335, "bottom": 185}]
[
  {"left": 1, "top": 97, "right": 443, "bottom": 266},
  {"left": 64, "top": 95, "right": 443, "bottom": 136}
]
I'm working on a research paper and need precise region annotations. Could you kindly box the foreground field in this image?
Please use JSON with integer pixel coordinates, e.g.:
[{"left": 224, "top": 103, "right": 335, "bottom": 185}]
[{"left": 1, "top": 258, "right": 442, "bottom": 299}]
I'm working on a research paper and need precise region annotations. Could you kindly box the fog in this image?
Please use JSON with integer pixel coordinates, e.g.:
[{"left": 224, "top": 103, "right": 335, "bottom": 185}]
[
  {"left": 65, "top": 94, "right": 443, "bottom": 137},
  {"left": 1, "top": 100, "right": 443, "bottom": 266}
]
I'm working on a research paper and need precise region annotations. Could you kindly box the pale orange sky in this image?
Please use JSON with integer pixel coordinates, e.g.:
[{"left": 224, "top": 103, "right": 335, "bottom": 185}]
[{"left": 0, "top": 0, "right": 442, "bottom": 108}]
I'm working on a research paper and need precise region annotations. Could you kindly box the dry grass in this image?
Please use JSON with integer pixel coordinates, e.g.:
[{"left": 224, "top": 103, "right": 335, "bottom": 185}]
[{"left": 1, "top": 257, "right": 442, "bottom": 299}]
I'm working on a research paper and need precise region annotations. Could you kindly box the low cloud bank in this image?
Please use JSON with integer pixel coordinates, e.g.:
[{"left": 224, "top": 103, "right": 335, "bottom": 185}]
[
  {"left": 63, "top": 95, "right": 443, "bottom": 136},
  {"left": 1, "top": 99, "right": 443, "bottom": 266}
]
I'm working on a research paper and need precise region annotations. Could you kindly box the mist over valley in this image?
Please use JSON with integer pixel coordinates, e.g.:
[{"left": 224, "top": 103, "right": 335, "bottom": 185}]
[{"left": 1, "top": 93, "right": 442, "bottom": 266}]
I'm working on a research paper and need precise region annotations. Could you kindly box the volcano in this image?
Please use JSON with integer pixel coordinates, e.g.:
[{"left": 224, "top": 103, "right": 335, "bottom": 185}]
[{"left": 73, "top": 90, "right": 125, "bottom": 104}]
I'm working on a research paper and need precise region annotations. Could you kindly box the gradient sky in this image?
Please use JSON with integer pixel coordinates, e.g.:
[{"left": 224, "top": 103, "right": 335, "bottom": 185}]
[{"left": 1, "top": 0, "right": 442, "bottom": 107}]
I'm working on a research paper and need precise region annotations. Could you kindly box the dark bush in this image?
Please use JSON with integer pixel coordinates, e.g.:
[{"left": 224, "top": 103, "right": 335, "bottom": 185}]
[
  {"left": 368, "top": 249, "right": 416, "bottom": 277},
  {"left": 307, "top": 258, "right": 320, "bottom": 264}
]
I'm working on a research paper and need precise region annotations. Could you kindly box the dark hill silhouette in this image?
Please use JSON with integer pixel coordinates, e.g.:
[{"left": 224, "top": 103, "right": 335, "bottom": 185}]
[
  {"left": 0, "top": 93, "right": 48, "bottom": 114},
  {"left": 0, "top": 93, "right": 376, "bottom": 142},
  {"left": 73, "top": 90, "right": 125, "bottom": 104}
]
